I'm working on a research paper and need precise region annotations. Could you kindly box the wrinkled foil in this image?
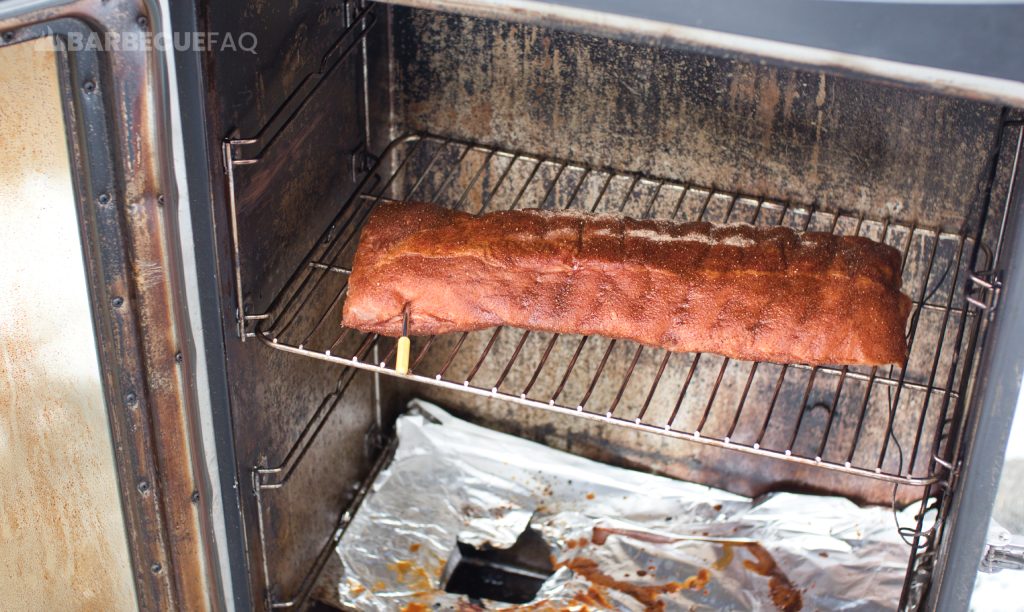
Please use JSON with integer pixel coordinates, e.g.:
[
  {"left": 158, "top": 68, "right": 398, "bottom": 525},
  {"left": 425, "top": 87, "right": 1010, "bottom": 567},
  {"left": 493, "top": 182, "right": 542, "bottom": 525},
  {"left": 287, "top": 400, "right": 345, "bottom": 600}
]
[{"left": 337, "top": 400, "right": 915, "bottom": 611}]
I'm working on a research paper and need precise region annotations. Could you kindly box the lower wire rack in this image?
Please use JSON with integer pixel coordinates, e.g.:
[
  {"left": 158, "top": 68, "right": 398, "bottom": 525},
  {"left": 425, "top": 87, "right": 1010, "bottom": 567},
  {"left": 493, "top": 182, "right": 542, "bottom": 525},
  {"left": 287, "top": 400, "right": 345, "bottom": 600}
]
[{"left": 254, "top": 133, "right": 988, "bottom": 486}]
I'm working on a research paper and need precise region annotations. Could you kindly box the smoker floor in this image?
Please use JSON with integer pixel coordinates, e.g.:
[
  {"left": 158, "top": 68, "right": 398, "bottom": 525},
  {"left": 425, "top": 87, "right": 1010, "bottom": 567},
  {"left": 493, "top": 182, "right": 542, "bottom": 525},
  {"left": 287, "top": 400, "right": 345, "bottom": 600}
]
[{"left": 251, "top": 133, "right": 989, "bottom": 486}]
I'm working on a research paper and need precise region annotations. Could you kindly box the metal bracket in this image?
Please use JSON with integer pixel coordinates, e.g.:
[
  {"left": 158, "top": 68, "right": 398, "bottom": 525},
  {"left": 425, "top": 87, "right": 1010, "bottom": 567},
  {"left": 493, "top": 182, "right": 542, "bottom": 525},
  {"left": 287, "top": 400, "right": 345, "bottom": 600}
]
[
  {"left": 223, "top": 138, "right": 264, "bottom": 341},
  {"left": 981, "top": 526, "right": 1024, "bottom": 572},
  {"left": 966, "top": 271, "right": 1002, "bottom": 314},
  {"left": 350, "top": 141, "right": 378, "bottom": 182}
]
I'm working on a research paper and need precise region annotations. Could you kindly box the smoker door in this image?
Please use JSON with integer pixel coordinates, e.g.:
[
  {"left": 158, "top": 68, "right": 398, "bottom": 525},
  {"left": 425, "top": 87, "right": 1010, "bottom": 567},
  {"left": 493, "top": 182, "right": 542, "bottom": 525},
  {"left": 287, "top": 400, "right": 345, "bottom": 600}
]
[
  {"left": 0, "top": 0, "right": 226, "bottom": 609},
  {"left": 0, "top": 37, "right": 137, "bottom": 611}
]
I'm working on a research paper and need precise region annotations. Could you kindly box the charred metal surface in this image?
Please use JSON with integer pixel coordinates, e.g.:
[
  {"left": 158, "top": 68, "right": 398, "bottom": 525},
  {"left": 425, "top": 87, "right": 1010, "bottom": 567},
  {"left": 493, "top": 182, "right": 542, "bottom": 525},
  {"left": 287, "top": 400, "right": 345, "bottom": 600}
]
[
  {"left": 250, "top": 370, "right": 383, "bottom": 609},
  {"left": 230, "top": 71, "right": 365, "bottom": 315},
  {"left": 200, "top": 0, "right": 395, "bottom": 607},
  {"left": 381, "top": 0, "right": 1024, "bottom": 108},
  {"left": 201, "top": 1, "right": 355, "bottom": 139},
  {"left": 0, "top": 0, "right": 216, "bottom": 609},
  {"left": 393, "top": 8, "right": 1000, "bottom": 234}
]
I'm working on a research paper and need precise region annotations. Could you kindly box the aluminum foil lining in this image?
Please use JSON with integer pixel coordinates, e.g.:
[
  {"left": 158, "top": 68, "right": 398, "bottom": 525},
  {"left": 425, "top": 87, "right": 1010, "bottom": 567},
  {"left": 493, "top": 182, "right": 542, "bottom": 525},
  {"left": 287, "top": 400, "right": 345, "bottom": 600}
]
[{"left": 336, "top": 400, "right": 916, "bottom": 611}]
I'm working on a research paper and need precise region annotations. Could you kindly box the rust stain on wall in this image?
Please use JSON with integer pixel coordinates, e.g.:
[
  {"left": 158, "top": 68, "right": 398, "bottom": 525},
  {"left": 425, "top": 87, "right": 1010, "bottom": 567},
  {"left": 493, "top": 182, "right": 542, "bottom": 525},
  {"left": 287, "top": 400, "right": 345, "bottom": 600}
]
[{"left": 0, "top": 39, "right": 136, "bottom": 611}]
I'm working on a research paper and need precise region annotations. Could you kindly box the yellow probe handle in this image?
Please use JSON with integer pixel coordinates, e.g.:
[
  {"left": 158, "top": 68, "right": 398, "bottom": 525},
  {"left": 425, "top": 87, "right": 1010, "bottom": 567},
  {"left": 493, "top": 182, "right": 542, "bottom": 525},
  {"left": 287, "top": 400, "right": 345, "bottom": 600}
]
[{"left": 395, "top": 335, "right": 411, "bottom": 375}]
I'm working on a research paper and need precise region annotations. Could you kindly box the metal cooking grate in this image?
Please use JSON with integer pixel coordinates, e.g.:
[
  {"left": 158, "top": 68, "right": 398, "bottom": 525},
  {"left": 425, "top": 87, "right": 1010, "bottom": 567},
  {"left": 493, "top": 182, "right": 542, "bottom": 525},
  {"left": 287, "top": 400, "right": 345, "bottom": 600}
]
[{"left": 253, "top": 133, "right": 989, "bottom": 486}]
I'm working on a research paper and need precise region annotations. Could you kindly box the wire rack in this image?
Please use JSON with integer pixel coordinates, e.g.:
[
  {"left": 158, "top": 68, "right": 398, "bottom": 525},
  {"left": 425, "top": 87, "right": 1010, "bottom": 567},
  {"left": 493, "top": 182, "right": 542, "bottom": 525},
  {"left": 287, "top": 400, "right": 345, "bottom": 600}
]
[{"left": 251, "top": 133, "right": 992, "bottom": 486}]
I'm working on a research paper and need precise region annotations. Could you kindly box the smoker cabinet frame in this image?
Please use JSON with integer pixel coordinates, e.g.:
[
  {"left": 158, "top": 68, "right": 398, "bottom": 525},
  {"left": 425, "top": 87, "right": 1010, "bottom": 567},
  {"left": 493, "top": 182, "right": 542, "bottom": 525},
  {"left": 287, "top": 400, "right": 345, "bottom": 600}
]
[
  {"left": 198, "top": 2, "right": 1024, "bottom": 609},
  {"left": 2, "top": 0, "right": 1024, "bottom": 610}
]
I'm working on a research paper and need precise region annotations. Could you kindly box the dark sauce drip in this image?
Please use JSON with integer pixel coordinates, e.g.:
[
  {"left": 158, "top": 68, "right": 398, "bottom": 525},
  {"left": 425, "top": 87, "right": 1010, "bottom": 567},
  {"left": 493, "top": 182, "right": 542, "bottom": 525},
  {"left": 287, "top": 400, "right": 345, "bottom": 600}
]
[
  {"left": 562, "top": 557, "right": 684, "bottom": 612},
  {"left": 590, "top": 526, "right": 803, "bottom": 612}
]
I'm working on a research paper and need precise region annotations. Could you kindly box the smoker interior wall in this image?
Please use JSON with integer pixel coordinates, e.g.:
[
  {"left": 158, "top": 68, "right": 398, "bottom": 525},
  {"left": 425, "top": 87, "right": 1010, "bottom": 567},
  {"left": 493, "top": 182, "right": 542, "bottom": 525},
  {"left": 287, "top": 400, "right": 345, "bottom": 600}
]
[
  {"left": 392, "top": 7, "right": 1001, "bottom": 233},
  {"left": 200, "top": 1, "right": 396, "bottom": 604}
]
